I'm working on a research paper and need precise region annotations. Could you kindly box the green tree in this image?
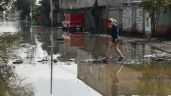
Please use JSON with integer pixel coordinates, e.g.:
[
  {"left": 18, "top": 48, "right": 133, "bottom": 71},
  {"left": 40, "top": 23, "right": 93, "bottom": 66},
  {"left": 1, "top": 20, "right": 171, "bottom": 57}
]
[
  {"left": 15, "top": 0, "right": 35, "bottom": 20},
  {"left": 0, "top": 0, "right": 15, "bottom": 12},
  {"left": 0, "top": 65, "right": 34, "bottom": 96},
  {"left": 141, "top": 0, "right": 171, "bottom": 37},
  {"left": 0, "top": 33, "right": 34, "bottom": 95},
  {"left": 91, "top": 0, "right": 101, "bottom": 33},
  {"left": 35, "top": 0, "right": 59, "bottom": 25}
]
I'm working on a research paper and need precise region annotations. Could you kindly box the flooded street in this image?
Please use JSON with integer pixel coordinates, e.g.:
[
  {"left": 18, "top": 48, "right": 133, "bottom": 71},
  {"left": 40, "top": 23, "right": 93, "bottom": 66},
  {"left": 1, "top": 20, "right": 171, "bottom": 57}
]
[
  {"left": 0, "top": 22, "right": 20, "bottom": 33},
  {"left": 1, "top": 21, "right": 171, "bottom": 96}
]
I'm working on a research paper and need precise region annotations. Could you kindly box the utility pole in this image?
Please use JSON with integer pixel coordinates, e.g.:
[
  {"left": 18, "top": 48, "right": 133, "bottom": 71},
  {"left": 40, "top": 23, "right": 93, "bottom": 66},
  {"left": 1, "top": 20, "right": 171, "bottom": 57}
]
[
  {"left": 106, "top": 0, "right": 109, "bottom": 33},
  {"left": 30, "top": 0, "right": 32, "bottom": 23},
  {"left": 142, "top": 0, "right": 145, "bottom": 37},
  {"left": 30, "top": 0, "right": 33, "bottom": 42},
  {"left": 77, "top": 0, "right": 79, "bottom": 8},
  {"left": 58, "top": 0, "right": 60, "bottom": 24},
  {"left": 50, "top": 0, "right": 53, "bottom": 26},
  {"left": 50, "top": 0, "right": 54, "bottom": 95}
]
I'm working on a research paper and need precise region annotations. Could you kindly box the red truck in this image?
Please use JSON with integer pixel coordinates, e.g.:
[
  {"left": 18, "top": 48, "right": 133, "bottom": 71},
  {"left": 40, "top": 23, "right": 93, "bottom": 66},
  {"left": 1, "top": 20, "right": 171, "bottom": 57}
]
[{"left": 62, "top": 13, "right": 84, "bottom": 32}]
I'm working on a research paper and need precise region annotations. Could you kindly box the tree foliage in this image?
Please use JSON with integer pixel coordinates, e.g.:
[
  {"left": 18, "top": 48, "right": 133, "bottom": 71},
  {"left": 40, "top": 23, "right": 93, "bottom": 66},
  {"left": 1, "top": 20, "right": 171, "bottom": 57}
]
[
  {"left": 0, "top": 0, "right": 15, "bottom": 12},
  {"left": 34, "top": 0, "right": 59, "bottom": 25},
  {"left": 91, "top": 0, "right": 101, "bottom": 33},
  {"left": 15, "top": 0, "right": 35, "bottom": 20},
  {"left": 141, "top": 0, "right": 171, "bottom": 37},
  {"left": 0, "top": 33, "right": 34, "bottom": 96}
]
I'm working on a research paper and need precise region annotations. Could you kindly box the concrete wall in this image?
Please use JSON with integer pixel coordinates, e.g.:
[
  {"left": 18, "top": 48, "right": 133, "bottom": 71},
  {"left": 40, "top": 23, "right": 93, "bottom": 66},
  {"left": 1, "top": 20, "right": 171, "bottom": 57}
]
[
  {"left": 108, "top": 8, "right": 122, "bottom": 24},
  {"left": 136, "top": 8, "right": 143, "bottom": 32},
  {"left": 78, "top": 0, "right": 106, "bottom": 8},
  {"left": 59, "top": 0, "right": 107, "bottom": 9},
  {"left": 107, "top": 0, "right": 124, "bottom": 7},
  {"left": 122, "top": 3, "right": 144, "bottom": 33},
  {"left": 59, "top": 0, "right": 78, "bottom": 9},
  {"left": 156, "top": 10, "right": 171, "bottom": 37},
  {"left": 144, "top": 12, "right": 151, "bottom": 36},
  {"left": 122, "top": 5, "right": 133, "bottom": 31},
  {"left": 58, "top": 0, "right": 171, "bottom": 37},
  {"left": 59, "top": 0, "right": 137, "bottom": 9}
]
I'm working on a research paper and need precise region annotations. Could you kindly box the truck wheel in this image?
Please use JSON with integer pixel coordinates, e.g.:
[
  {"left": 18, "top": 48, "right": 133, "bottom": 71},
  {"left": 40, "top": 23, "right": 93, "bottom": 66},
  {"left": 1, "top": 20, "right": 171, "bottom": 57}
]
[{"left": 69, "top": 27, "right": 75, "bottom": 33}]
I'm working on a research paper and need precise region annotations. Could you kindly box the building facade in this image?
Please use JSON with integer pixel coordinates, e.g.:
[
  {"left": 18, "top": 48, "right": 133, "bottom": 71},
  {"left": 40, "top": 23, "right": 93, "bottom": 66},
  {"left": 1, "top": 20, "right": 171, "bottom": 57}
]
[
  {"left": 58, "top": 0, "right": 170, "bottom": 37},
  {"left": 58, "top": 0, "right": 146, "bottom": 33}
]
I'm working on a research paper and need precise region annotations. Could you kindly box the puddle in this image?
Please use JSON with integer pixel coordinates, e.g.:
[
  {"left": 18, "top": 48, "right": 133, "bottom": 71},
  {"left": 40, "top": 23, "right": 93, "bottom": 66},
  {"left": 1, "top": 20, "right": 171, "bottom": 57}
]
[{"left": 1, "top": 23, "right": 171, "bottom": 96}]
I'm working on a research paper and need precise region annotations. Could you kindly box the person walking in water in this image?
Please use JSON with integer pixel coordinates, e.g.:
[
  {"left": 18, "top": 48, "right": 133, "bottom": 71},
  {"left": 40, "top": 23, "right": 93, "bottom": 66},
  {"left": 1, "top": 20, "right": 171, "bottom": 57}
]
[{"left": 103, "top": 18, "right": 124, "bottom": 62}]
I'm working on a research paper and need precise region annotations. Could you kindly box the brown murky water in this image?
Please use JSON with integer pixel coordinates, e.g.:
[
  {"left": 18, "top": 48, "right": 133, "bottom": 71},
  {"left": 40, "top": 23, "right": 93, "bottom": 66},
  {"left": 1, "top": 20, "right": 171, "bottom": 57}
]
[{"left": 1, "top": 21, "right": 171, "bottom": 96}]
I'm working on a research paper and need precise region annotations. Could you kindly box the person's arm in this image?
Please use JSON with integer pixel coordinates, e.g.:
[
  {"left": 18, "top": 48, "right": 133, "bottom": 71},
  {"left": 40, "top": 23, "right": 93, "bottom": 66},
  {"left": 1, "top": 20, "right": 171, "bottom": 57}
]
[{"left": 116, "top": 25, "right": 119, "bottom": 38}]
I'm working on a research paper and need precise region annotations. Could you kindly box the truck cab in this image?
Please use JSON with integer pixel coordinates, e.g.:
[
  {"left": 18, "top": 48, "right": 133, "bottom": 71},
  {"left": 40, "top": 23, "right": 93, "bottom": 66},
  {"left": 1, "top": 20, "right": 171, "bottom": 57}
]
[{"left": 62, "top": 13, "right": 84, "bottom": 33}]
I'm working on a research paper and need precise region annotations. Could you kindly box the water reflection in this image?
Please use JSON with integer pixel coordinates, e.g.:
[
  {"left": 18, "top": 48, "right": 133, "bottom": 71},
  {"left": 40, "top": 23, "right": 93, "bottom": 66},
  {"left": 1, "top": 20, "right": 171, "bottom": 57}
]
[
  {"left": 2, "top": 22, "right": 171, "bottom": 96},
  {"left": 34, "top": 31, "right": 171, "bottom": 95},
  {"left": 0, "top": 21, "right": 19, "bottom": 33},
  {"left": 78, "top": 61, "right": 171, "bottom": 95},
  {"left": 35, "top": 27, "right": 60, "bottom": 55},
  {"left": 19, "top": 21, "right": 32, "bottom": 43},
  {"left": 68, "top": 34, "right": 171, "bottom": 95},
  {"left": 106, "top": 64, "right": 123, "bottom": 96},
  {"left": 11, "top": 25, "right": 102, "bottom": 96},
  {"left": 135, "top": 62, "right": 171, "bottom": 95}
]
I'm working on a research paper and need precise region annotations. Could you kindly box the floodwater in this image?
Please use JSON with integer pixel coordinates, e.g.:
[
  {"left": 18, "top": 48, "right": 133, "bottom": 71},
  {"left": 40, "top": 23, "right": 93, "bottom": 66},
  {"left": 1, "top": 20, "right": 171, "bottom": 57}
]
[
  {"left": 0, "top": 21, "right": 20, "bottom": 33},
  {"left": 1, "top": 21, "right": 171, "bottom": 96}
]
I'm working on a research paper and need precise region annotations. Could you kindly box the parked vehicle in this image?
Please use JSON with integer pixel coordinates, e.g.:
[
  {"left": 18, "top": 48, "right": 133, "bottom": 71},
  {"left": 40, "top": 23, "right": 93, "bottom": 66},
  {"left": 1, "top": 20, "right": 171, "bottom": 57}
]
[{"left": 62, "top": 13, "right": 84, "bottom": 32}]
